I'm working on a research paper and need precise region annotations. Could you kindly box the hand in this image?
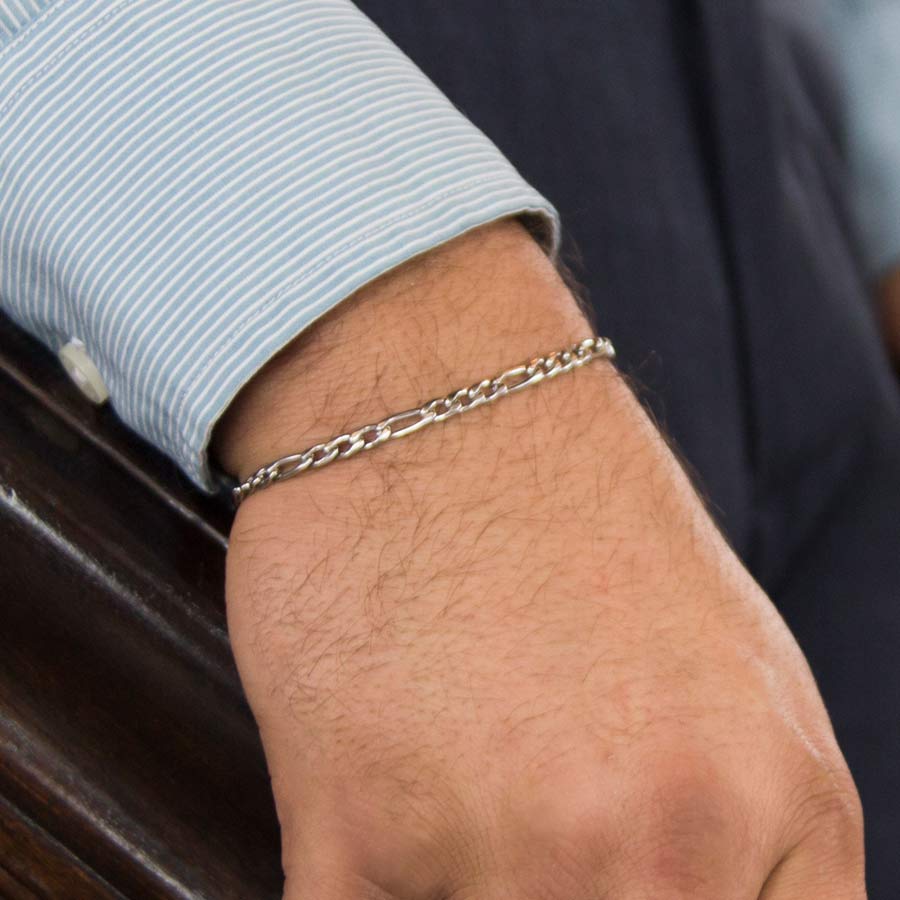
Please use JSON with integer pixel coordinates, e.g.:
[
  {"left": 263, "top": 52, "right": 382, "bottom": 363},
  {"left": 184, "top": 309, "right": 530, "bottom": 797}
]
[{"left": 216, "top": 220, "right": 865, "bottom": 899}]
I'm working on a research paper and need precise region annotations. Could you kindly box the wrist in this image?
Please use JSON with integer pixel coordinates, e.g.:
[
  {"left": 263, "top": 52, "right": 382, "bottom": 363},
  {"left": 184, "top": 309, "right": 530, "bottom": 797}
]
[{"left": 212, "top": 218, "right": 594, "bottom": 483}]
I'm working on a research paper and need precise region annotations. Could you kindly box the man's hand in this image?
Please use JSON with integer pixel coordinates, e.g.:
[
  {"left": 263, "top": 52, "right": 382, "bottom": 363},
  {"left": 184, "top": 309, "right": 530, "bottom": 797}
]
[{"left": 214, "top": 220, "right": 865, "bottom": 899}]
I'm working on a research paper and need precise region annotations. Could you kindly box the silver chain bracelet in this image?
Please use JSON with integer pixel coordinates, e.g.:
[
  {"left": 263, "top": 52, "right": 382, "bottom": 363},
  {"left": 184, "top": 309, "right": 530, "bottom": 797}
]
[{"left": 232, "top": 335, "right": 616, "bottom": 506}]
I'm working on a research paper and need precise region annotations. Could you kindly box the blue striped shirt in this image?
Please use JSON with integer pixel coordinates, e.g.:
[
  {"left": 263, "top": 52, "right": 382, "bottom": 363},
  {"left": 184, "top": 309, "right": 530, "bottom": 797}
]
[{"left": 0, "top": 0, "right": 560, "bottom": 491}]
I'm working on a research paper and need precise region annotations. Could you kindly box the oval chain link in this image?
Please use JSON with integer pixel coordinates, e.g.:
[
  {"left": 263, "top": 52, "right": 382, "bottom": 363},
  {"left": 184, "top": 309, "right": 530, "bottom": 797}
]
[{"left": 233, "top": 336, "right": 615, "bottom": 505}]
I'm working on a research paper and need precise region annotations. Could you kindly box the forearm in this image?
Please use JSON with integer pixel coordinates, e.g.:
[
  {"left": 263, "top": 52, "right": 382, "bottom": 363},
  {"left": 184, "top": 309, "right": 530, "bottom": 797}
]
[
  {"left": 213, "top": 218, "right": 589, "bottom": 482},
  {"left": 213, "top": 218, "right": 711, "bottom": 681}
]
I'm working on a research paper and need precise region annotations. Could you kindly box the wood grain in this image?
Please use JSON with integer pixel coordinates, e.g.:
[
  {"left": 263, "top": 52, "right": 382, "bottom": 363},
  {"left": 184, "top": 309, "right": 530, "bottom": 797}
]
[{"left": 0, "top": 317, "right": 283, "bottom": 898}]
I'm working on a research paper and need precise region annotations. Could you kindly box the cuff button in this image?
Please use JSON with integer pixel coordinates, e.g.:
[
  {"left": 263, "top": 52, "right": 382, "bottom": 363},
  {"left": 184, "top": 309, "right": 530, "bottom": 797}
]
[{"left": 58, "top": 340, "right": 110, "bottom": 405}]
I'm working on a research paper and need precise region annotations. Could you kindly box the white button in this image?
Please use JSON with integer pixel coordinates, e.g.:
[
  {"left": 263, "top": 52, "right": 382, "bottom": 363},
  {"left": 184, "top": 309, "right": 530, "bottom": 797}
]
[{"left": 58, "top": 339, "right": 109, "bottom": 405}]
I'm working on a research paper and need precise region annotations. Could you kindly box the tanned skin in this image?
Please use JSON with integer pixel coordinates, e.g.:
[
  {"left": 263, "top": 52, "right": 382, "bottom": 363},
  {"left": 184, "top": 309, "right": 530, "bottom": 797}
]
[{"left": 214, "top": 219, "right": 865, "bottom": 900}]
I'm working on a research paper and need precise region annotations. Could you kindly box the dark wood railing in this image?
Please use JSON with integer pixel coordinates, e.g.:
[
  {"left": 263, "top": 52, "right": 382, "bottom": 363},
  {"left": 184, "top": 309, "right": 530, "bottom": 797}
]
[{"left": 0, "top": 316, "right": 282, "bottom": 898}]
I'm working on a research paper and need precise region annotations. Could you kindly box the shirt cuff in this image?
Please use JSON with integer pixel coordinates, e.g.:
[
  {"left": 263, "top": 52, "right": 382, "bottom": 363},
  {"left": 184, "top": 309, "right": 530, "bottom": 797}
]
[{"left": 0, "top": 0, "right": 561, "bottom": 493}]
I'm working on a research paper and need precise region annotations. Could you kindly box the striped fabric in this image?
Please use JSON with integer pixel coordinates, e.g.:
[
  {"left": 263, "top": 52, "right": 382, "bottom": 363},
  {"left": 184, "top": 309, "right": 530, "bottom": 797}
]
[
  {"left": 0, "top": 0, "right": 52, "bottom": 43},
  {"left": 0, "top": 0, "right": 560, "bottom": 492}
]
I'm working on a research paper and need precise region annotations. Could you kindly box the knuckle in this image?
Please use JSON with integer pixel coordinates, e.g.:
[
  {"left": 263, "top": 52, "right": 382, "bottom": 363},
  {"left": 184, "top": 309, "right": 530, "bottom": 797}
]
[
  {"left": 624, "top": 760, "right": 749, "bottom": 893},
  {"left": 511, "top": 766, "right": 620, "bottom": 861},
  {"left": 790, "top": 763, "right": 865, "bottom": 860},
  {"left": 637, "top": 745, "right": 748, "bottom": 841},
  {"left": 509, "top": 748, "right": 748, "bottom": 895},
  {"left": 505, "top": 763, "right": 624, "bottom": 894}
]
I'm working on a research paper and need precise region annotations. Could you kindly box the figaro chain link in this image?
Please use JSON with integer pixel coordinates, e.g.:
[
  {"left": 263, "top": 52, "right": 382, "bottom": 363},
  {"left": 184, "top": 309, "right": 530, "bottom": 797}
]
[{"left": 232, "top": 335, "right": 616, "bottom": 506}]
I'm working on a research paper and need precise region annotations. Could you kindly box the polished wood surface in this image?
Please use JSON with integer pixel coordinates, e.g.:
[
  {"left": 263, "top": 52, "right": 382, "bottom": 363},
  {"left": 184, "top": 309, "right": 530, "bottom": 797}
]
[{"left": 0, "top": 317, "right": 283, "bottom": 898}]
